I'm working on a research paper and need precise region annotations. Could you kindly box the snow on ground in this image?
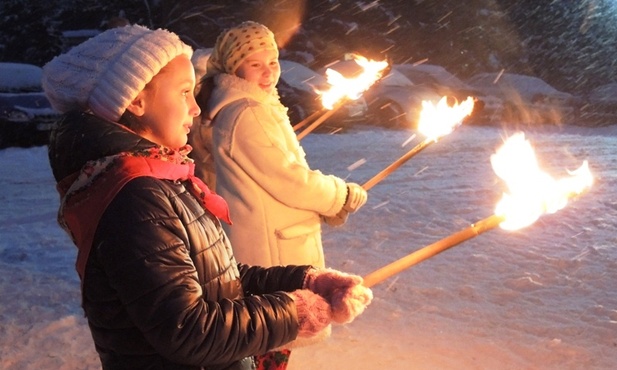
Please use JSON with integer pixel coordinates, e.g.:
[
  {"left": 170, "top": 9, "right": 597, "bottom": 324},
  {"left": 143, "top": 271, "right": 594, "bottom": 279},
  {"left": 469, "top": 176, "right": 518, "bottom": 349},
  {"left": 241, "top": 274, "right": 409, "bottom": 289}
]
[{"left": 1, "top": 122, "right": 616, "bottom": 369}]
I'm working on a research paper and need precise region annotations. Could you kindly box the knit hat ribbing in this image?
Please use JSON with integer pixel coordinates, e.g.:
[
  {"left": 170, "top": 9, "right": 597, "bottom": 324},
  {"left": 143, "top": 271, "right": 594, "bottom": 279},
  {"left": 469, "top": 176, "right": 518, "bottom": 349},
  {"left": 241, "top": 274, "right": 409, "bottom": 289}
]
[
  {"left": 42, "top": 24, "right": 193, "bottom": 122},
  {"left": 206, "top": 21, "right": 278, "bottom": 78}
]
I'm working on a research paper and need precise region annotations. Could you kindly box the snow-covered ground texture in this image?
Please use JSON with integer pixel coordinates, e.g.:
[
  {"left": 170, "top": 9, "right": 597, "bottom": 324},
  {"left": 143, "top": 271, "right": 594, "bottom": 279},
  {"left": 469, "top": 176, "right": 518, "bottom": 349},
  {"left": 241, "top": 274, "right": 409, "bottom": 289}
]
[{"left": 1, "top": 122, "right": 616, "bottom": 370}]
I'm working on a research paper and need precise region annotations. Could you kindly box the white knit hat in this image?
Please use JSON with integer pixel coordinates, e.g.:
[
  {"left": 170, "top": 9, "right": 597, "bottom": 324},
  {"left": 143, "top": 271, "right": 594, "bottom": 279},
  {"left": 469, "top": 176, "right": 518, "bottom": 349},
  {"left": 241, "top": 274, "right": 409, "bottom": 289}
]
[
  {"left": 206, "top": 21, "right": 278, "bottom": 78},
  {"left": 42, "top": 24, "right": 193, "bottom": 122}
]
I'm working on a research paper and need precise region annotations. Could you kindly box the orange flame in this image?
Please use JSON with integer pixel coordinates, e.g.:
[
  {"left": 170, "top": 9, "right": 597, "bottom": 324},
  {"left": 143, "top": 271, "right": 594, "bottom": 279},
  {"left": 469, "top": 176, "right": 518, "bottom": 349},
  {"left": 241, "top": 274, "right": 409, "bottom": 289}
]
[
  {"left": 417, "top": 96, "right": 475, "bottom": 140},
  {"left": 491, "top": 132, "right": 593, "bottom": 230},
  {"left": 319, "top": 55, "right": 388, "bottom": 110}
]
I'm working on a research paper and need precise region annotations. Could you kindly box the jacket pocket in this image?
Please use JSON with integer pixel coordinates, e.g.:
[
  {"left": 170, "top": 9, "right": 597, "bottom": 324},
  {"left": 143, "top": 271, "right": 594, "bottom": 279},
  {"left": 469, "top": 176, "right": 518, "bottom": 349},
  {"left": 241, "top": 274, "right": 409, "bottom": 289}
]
[
  {"left": 275, "top": 217, "right": 320, "bottom": 239},
  {"left": 275, "top": 217, "right": 323, "bottom": 266}
]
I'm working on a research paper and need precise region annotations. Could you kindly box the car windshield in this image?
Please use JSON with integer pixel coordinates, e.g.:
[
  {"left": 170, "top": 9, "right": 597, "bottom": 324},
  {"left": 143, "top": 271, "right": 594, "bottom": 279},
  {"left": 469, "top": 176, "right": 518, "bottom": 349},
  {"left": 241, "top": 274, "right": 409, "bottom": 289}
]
[
  {"left": 279, "top": 60, "right": 327, "bottom": 92},
  {"left": 502, "top": 75, "right": 560, "bottom": 94},
  {"left": 470, "top": 73, "right": 561, "bottom": 95},
  {"left": 410, "top": 65, "right": 470, "bottom": 90},
  {"left": 378, "top": 69, "right": 414, "bottom": 87},
  {"left": 396, "top": 68, "right": 438, "bottom": 86},
  {"left": 0, "top": 93, "right": 53, "bottom": 108},
  {"left": 0, "top": 63, "right": 44, "bottom": 93}
]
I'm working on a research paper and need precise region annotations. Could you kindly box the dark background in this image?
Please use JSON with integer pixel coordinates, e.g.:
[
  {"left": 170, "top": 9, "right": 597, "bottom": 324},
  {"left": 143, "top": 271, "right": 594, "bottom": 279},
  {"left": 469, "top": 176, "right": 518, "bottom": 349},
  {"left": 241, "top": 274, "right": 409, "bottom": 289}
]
[{"left": 1, "top": 0, "right": 615, "bottom": 95}]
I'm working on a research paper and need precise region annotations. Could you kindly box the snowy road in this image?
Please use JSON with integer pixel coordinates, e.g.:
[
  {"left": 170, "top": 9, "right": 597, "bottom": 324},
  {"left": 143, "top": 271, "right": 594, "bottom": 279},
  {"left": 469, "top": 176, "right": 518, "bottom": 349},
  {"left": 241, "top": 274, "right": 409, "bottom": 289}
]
[{"left": 1, "top": 123, "right": 616, "bottom": 369}]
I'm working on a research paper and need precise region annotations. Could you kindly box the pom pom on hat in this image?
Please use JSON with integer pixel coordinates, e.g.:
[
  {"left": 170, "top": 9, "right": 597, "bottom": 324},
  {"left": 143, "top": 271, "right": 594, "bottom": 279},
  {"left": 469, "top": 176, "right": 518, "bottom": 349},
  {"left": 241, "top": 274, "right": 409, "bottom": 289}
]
[
  {"left": 206, "top": 21, "right": 278, "bottom": 78},
  {"left": 42, "top": 24, "right": 193, "bottom": 122}
]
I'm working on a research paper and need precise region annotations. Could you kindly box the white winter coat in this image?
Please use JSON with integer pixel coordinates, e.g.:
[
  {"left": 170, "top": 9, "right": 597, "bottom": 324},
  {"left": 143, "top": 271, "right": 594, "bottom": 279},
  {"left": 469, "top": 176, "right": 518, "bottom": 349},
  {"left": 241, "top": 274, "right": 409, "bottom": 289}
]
[{"left": 206, "top": 73, "right": 347, "bottom": 268}]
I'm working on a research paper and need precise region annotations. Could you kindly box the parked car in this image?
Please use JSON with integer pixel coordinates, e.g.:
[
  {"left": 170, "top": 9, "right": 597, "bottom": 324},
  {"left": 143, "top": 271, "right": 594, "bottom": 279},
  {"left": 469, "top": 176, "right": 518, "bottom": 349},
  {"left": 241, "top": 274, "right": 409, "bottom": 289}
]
[
  {"left": 0, "top": 63, "right": 61, "bottom": 148},
  {"left": 365, "top": 68, "right": 443, "bottom": 129},
  {"left": 395, "top": 63, "right": 504, "bottom": 125},
  {"left": 277, "top": 59, "right": 327, "bottom": 125},
  {"left": 466, "top": 72, "right": 579, "bottom": 125},
  {"left": 278, "top": 59, "right": 368, "bottom": 130},
  {"left": 191, "top": 47, "right": 213, "bottom": 84},
  {"left": 579, "top": 82, "right": 617, "bottom": 126},
  {"left": 320, "top": 58, "right": 442, "bottom": 129}
]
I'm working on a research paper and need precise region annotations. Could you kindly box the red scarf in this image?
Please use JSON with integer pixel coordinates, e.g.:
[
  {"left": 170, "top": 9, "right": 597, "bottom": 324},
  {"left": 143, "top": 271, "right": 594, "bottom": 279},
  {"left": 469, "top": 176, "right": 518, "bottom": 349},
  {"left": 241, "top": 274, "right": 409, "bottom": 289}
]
[{"left": 57, "top": 147, "right": 231, "bottom": 281}]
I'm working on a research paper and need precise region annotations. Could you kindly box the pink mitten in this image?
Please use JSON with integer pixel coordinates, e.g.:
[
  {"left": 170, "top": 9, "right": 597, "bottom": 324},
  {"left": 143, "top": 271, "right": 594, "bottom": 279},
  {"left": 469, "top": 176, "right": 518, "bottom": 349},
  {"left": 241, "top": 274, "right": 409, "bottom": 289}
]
[
  {"left": 330, "top": 284, "right": 373, "bottom": 324},
  {"left": 305, "top": 268, "right": 373, "bottom": 324},
  {"left": 288, "top": 290, "right": 332, "bottom": 338},
  {"left": 305, "top": 268, "right": 362, "bottom": 299}
]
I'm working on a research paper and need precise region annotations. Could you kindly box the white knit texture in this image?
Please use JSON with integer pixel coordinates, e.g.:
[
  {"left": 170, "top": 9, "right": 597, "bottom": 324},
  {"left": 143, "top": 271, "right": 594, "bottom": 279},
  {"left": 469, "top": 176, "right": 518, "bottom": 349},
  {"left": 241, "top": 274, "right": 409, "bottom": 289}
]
[{"left": 42, "top": 25, "right": 192, "bottom": 122}]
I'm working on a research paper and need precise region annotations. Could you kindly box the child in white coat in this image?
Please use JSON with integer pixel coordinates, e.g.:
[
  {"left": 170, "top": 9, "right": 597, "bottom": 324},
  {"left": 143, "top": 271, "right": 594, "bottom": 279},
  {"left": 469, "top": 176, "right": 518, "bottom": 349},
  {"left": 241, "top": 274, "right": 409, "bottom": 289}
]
[{"left": 188, "top": 21, "right": 370, "bottom": 369}]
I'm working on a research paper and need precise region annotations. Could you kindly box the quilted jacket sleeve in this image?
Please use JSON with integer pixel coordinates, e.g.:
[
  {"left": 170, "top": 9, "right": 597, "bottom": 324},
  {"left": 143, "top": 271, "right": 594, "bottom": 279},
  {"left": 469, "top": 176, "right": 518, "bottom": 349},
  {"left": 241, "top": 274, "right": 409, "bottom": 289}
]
[{"left": 238, "top": 263, "right": 311, "bottom": 295}]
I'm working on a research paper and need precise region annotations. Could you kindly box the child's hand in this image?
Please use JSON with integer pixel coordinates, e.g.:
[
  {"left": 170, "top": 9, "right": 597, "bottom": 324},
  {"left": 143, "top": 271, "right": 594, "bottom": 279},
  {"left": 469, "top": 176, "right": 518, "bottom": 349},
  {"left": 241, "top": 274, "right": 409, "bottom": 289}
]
[
  {"left": 288, "top": 290, "right": 332, "bottom": 337},
  {"left": 343, "top": 183, "right": 367, "bottom": 213},
  {"left": 304, "top": 268, "right": 373, "bottom": 323}
]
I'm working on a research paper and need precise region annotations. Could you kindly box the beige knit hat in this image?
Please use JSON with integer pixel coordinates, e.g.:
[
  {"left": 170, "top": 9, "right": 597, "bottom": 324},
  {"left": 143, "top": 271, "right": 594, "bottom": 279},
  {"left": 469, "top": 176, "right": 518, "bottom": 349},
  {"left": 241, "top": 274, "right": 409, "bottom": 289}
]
[
  {"left": 206, "top": 21, "right": 279, "bottom": 78},
  {"left": 42, "top": 24, "right": 193, "bottom": 122}
]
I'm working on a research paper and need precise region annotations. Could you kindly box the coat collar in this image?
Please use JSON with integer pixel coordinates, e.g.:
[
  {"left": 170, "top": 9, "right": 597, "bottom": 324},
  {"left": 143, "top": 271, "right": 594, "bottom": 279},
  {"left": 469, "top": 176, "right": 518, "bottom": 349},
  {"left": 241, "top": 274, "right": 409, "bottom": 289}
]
[
  {"left": 48, "top": 111, "right": 157, "bottom": 182},
  {"left": 208, "top": 73, "right": 287, "bottom": 120}
]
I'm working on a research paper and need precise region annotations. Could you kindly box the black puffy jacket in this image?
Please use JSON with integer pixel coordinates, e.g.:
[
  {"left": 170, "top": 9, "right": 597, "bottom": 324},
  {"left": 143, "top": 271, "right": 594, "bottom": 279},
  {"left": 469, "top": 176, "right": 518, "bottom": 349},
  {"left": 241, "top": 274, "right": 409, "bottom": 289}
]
[{"left": 48, "top": 111, "right": 308, "bottom": 370}]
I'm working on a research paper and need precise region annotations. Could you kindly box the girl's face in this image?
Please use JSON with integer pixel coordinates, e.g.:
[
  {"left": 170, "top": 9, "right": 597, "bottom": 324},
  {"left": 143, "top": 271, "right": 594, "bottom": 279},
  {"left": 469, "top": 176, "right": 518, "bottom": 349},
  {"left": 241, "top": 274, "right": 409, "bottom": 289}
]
[
  {"left": 128, "top": 55, "right": 201, "bottom": 149},
  {"left": 235, "top": 49, "right": 281, "bottom": 94}
]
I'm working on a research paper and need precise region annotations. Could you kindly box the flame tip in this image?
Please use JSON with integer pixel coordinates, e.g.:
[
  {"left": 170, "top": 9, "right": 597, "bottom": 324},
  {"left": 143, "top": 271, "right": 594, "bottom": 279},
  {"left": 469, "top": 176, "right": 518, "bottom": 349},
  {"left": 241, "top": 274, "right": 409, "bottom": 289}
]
[
  {"left": 417, "top": 96, "right": 474, "bottom": 138},
  {"left": 492, "top": 134, "right": 593, "bottom": 230},
  {"left": 318, "top": 54, "right": 389, "bottom": 109}
]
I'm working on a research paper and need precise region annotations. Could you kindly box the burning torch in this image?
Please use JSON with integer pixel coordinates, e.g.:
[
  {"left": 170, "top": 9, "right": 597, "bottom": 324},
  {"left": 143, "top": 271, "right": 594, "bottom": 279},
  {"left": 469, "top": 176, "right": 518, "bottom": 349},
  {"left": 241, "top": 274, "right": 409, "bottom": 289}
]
[
  {"left": 324, "top": 95, "right": 475, "bottom": 227},
  {"left": 363, "top": 132, "right": 593, "bottom": 287},
  {"left": 362, "top": 96, "right": 475, "bottom": 190},
  {"left": 295, "top": 54, "right": 389, "bottom": 140}
]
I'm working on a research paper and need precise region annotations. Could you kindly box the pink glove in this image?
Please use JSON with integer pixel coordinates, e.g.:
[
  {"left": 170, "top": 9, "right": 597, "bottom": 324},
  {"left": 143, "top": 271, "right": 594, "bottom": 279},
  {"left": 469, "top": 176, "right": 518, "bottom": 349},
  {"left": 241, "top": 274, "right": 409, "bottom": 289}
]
[
  {"left": 305, "top": 268, "right": 373, "bottom": 324},
  {"left": 288, "top": 290, "right": 332, "bottom": 338}
]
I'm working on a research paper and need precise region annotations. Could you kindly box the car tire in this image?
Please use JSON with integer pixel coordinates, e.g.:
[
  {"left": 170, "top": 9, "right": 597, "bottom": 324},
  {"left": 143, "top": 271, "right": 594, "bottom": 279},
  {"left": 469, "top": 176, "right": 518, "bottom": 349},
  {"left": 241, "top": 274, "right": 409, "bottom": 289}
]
[
  {"left": 287, "top": 104, "right": 308, "bottom": 126},
  {"left": 0, "top": 122, "right": 19, "bottom": 149},
  {"left": 373, "top": 100, "right": 407, "bottom": 129},
  {"left": 0, "top": 124, "right": 6, "bottom": 149},
  {"left": 502, "top": 101, "right": 523, "bottom": 125}
]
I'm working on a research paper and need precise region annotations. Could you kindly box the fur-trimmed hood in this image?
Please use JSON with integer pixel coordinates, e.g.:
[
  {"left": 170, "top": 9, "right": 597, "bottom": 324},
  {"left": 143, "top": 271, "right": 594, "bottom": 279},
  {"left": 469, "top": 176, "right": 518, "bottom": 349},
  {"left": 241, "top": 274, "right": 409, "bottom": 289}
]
[{"left": 208, "top": 73, "right": 290, "bottom": 126}]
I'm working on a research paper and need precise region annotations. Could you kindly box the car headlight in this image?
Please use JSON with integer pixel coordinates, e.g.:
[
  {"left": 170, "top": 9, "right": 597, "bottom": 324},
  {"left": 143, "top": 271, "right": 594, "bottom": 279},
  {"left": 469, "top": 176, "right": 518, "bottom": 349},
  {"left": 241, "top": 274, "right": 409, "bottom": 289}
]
[{"left": 0, "top": 109, "right": 31, "bottom": 122}]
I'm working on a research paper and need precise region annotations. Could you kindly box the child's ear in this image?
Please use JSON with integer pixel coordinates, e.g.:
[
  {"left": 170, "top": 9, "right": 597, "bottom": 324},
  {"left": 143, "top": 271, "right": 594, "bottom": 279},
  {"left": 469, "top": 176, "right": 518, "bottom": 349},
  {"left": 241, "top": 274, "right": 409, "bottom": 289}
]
[{"left": 126, "top": 91, "right": 147, "bottom": 116}]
